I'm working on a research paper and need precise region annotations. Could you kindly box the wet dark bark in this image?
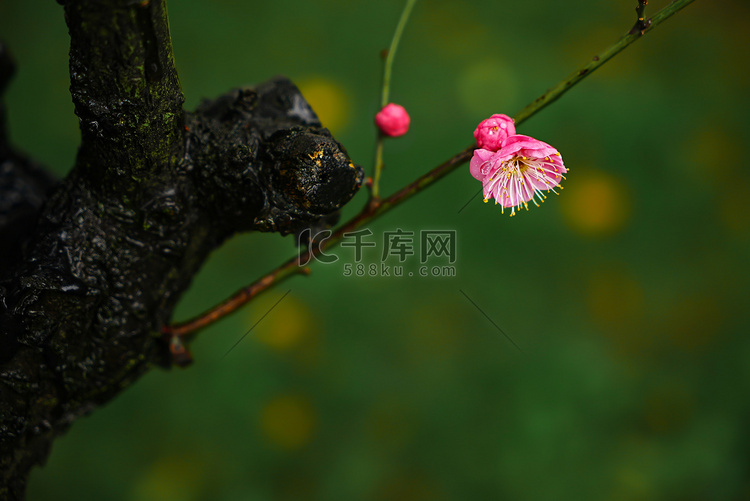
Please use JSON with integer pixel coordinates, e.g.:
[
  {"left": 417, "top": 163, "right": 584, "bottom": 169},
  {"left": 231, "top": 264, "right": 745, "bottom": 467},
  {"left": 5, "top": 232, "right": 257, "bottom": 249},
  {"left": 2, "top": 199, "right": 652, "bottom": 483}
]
[{"left": 0, "top": 1, "right": 362, "bottom": 498}]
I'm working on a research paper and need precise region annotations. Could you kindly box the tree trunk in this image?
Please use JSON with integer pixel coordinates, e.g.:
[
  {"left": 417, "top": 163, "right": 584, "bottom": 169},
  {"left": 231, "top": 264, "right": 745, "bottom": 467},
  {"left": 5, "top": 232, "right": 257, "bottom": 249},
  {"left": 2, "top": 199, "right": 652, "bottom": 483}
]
[{"left": 0, "top": 1, "right": 362, "bottom": 498}]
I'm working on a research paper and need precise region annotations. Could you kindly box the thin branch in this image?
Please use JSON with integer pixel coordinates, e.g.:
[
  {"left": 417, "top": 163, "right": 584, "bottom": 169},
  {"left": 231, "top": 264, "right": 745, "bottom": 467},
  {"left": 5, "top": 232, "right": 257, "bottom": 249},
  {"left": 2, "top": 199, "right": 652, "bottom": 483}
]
[
  {"left": 514, "top": 0, "right": 696, "bottom": 125},
  {"left": 164, "top": 0, "right": 697, "bottom": 340},
  {"left": 380, "top": 0, "right": 418, "bottom": 110},
  {"left": 371, "top": 0, "right": 418, "bottom": 202}
]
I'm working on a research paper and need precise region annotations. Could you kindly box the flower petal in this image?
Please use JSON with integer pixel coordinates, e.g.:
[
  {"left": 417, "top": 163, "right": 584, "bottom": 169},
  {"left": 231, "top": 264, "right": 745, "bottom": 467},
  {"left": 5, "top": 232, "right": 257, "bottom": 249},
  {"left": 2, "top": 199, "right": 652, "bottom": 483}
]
[
  {"left": 470, "top": 148, "right": 495, "bottom": 181},
  {"left": 498, "top": 134, "right": 559, "bottom": 161}
]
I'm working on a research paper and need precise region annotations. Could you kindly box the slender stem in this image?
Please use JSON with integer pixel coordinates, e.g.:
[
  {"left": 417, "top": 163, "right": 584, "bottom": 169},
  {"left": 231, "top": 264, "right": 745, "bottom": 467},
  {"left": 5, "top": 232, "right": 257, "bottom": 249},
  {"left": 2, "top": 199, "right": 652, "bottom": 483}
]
[
  {"left": 371, "top": 0, "right": 418, "bottom": 202},
  {"left": 381, "top": 0, "right": 417, "bottom": 109},
  {"left": 165, "top": 0, "right": 697, "bottom": 338}
]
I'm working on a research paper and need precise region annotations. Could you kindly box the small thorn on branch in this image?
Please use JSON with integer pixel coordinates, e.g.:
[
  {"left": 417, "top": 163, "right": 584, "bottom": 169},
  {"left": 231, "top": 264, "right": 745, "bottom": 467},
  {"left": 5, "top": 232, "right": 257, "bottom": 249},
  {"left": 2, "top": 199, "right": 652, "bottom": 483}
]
[
  {"left": 366, "top": 197, "right": 382, "bottom": 212},
  {"left": 161, "top": 325, "right": 194, "bottom": 366},
  {"left": 169, "top": 334, "right": 194, "bottom": 367},
  {"left": 630, "top": 0, "right": 652, "bottom": 35}
]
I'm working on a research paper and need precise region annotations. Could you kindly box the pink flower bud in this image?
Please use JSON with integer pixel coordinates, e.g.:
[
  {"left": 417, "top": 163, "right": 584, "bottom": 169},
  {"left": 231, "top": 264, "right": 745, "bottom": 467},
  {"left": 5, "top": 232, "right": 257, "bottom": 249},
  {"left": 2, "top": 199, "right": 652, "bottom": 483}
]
[
  {"left": 375, "top": 103, "right": 410, "bottom": 137},
  {"left": 473, "top": 114, "right": 516, "bottom": 152}
]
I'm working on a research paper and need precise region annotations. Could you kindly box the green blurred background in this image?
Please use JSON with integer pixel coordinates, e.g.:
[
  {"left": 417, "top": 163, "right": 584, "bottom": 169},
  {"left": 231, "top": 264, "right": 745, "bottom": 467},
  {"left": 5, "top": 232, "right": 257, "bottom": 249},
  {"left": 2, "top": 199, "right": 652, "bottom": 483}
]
[{"left": 2, "top": 0, "right": 750, "bottom": 499}]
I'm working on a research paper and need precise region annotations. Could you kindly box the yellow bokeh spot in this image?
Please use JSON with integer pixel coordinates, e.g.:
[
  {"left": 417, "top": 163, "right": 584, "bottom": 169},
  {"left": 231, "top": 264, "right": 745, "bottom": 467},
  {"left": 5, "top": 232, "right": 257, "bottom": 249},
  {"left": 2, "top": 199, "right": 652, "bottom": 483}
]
[
  {"left": 561, "top": 169, "right": 630, "bottom": 236},
  {"left": 132, "top": 454, "right": 207, "bottom": 501},
  {"left": 611, "top": 466, "right": 657, "bottom": 501},
  {"left": 259, "top": 394, "right": 316, "bottom": 450},
  {"left": 609, "top": 437, "right": 659, "bottom": 501},
  {"left": 296, "top": 77, "right": 349, "bottom": 134},
  {"left": 679, "top": 125, "right": 750, "bottom": 237},
  {"left": 253, "top": 294, "right": 317, "bottom": 352},
  {"left": 680, "top": 127, "right": 738, "bottom": 188},
  {"left": 719, "top": 187, "right": 750, "bottom": 237}
]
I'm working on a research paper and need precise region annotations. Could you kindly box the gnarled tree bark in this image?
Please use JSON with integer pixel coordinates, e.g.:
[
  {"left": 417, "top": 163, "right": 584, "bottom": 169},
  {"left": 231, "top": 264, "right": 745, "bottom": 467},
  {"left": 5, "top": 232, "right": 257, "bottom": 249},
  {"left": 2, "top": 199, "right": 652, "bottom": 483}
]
[{"left": 0, "top": 1, "right": 362, "bottom": 498}]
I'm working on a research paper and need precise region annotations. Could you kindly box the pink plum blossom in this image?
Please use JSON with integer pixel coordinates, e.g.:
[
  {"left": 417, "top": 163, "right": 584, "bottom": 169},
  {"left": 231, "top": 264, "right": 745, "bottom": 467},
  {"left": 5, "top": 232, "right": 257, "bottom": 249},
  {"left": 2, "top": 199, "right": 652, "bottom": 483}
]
[
  {"left": 375, "top": 103, "right": 410, "bottom": 137},
  {"left": 473, "top": 114, "right": 516, "bottom": 151},
  {"left": 470, "top": 134, "right": 567, "bottom": 216}
]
